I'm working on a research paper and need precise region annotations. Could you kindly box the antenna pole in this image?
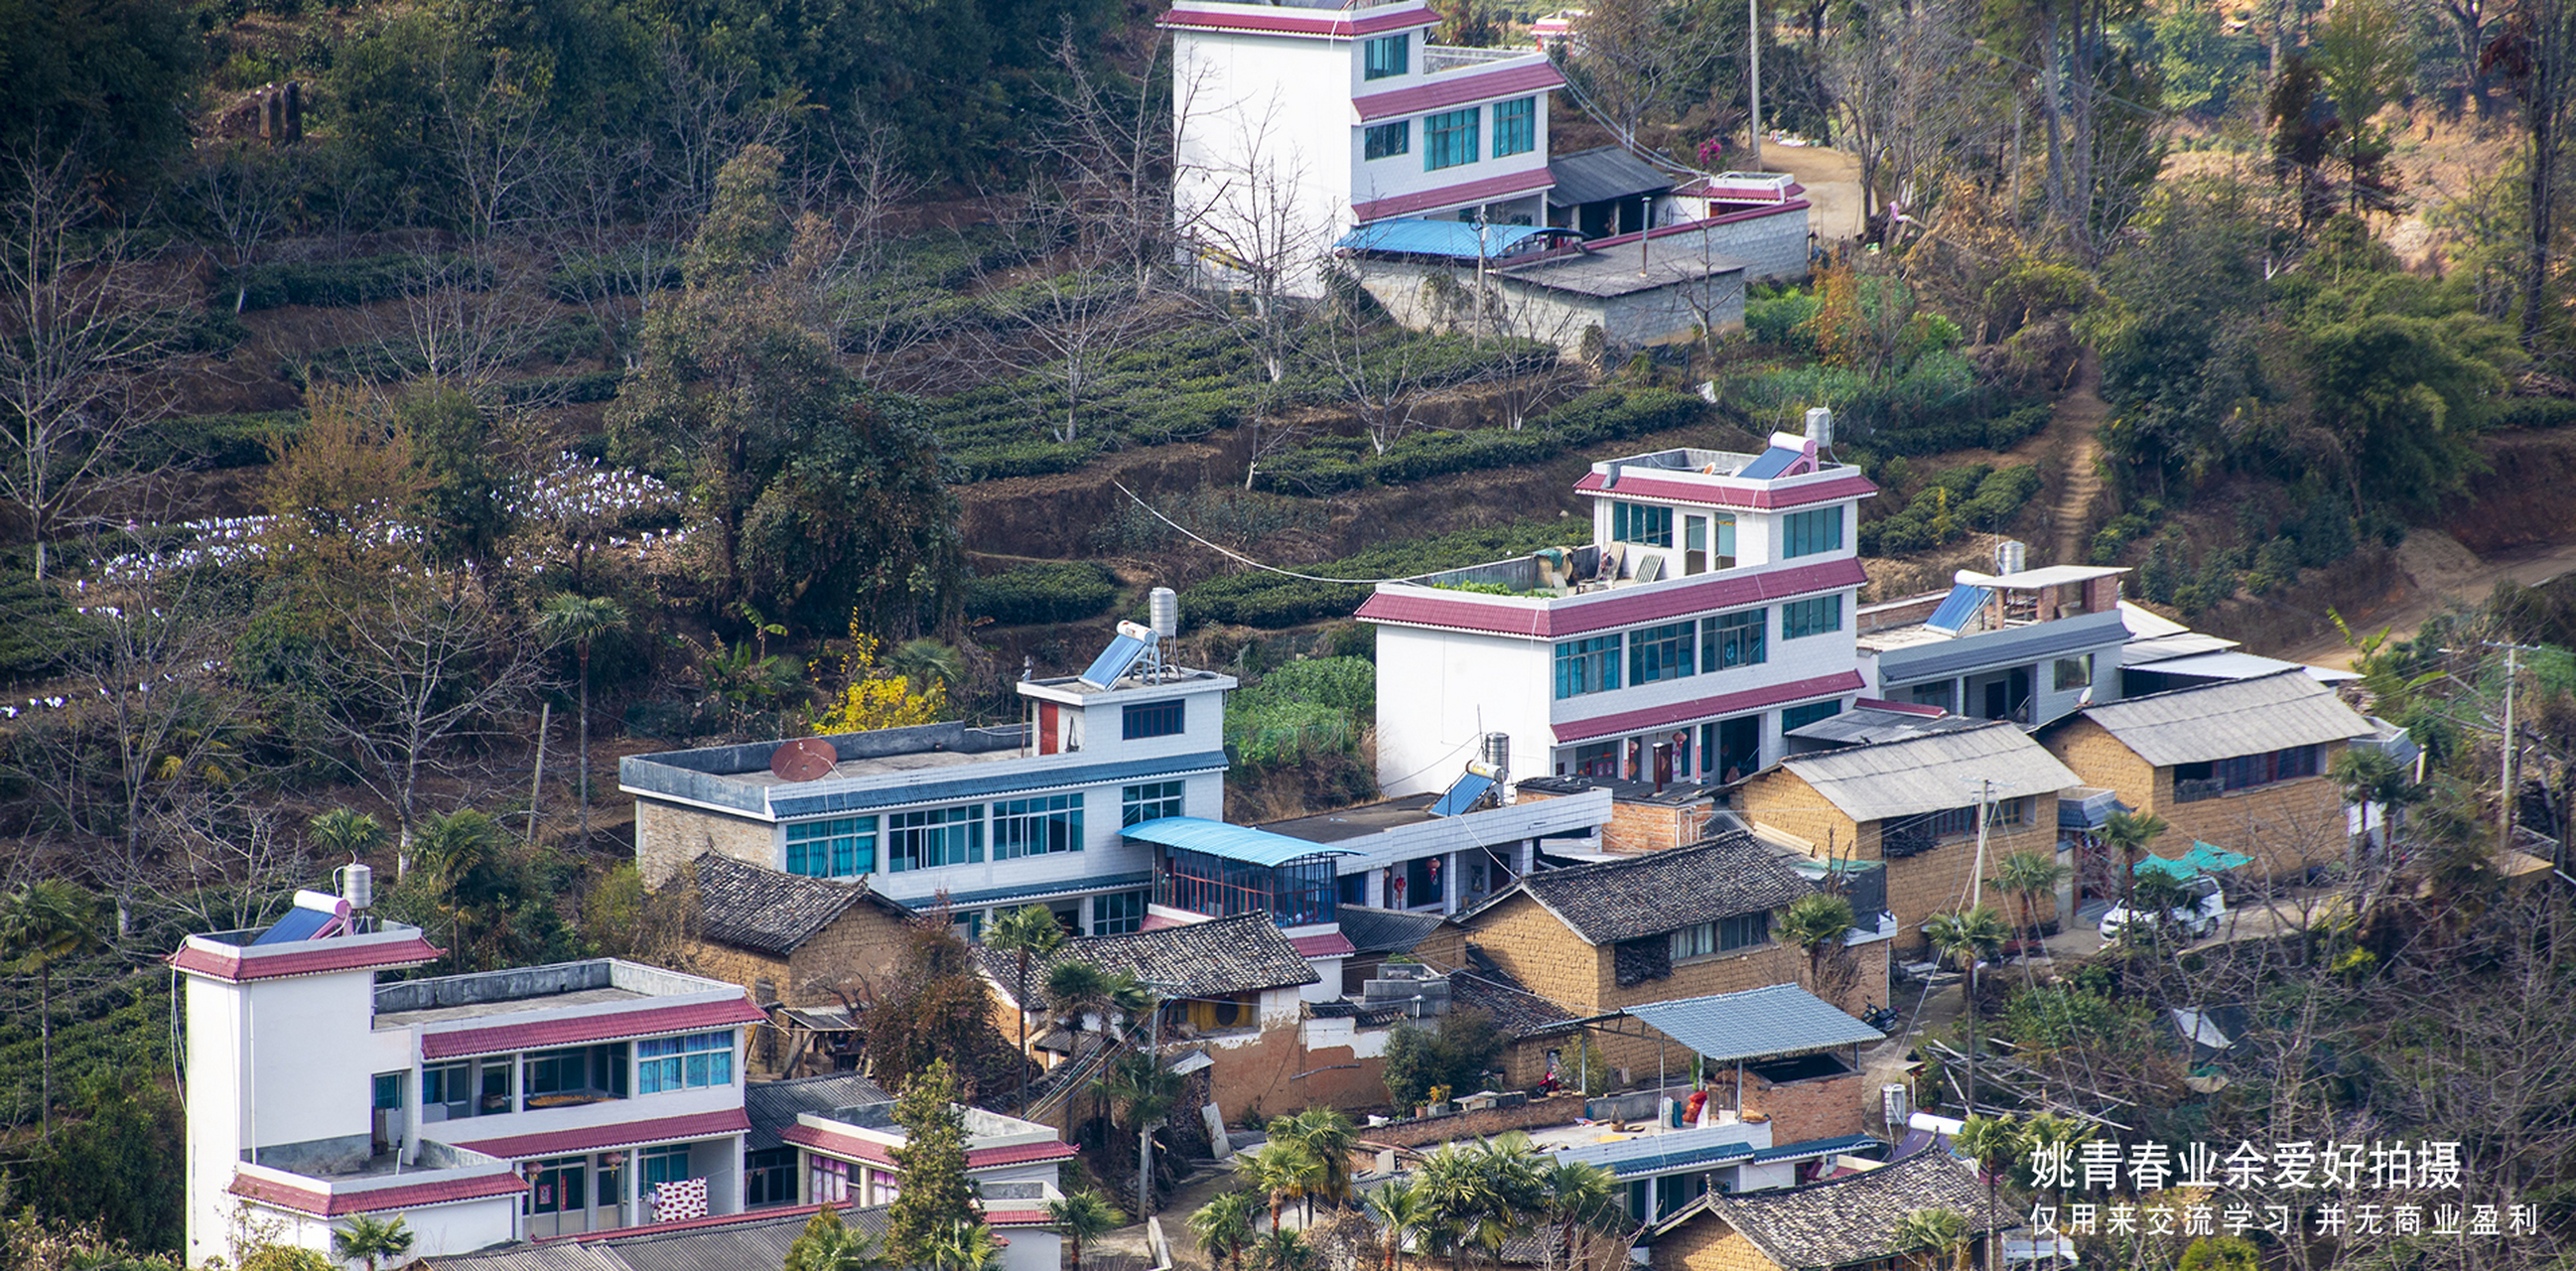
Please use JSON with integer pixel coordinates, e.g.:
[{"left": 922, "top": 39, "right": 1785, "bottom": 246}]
[{"left": 1747, "top": 0, "right": 1763, "bottom": 173}]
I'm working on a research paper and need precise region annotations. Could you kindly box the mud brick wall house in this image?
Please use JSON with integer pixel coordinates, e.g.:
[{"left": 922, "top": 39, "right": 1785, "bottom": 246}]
[{"left": 1647, "top": 1152, "right": 2014, "bottom": 1271}]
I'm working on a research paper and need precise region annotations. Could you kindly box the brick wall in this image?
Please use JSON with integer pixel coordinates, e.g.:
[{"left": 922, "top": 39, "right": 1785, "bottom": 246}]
[
  {"left": 1451, "top": 894, "right": 1605, "bottom": 1011},
  {"left": 786, "top": 906, "right": 914, "bottom": 1004},
  {"left": 2045, "top": 717, "right": 2351, "bottom": 880},
  {"left": 1736, "top": 1067, "right": 1866, "bottom": 1143},
  {"left": 1651, "top": 1215, "right": 1784, "bottom": 1271},
  {"left": 1741, "top": 767, "right": 2059, "bottom": 949},
  {"left": 1603, "top": 799, "right": 1712, "bottom": 855},
  {"left": 1196, "top": 1024, "right": 1389, "bottom": 1121},
  {"left": 637, "top": 798, "right": 775, "bottom": 886}
]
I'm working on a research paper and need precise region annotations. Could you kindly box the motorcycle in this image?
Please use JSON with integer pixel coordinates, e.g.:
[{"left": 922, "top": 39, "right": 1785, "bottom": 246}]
[{"left": 1860, "top": 1003, "right": 1903, "bottom": 1033}]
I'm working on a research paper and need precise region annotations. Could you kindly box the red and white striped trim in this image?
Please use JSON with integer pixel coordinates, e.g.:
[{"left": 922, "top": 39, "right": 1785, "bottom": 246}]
[
  {"left": 1352, "top": 60, "right": 1564, "bottom": 122},
  {"left": 1352, "top": 167, "right": 1557, "bottom": 223},
  {"left": 1159, "top": 4, "right": 1435, "bottom": 39},
  {"left": 1552, "top": 671, "right": 1866, "bottom": 744}
]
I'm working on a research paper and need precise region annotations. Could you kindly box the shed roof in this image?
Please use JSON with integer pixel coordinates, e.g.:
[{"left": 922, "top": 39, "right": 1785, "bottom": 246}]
[
  {"left": 424, "top": 1205, "right": 894, "bottom": 1271},
  {"left": 973, "top": 911, "right": 1319, "bottom": 1009},
  {"left": 1621, "top": 984, "right": 1883, "bottom": 1063},
  {"left": 1775, "top": 721, "right": 2083, "bottom": 822},
  {"left": 745, "top": 1073, "right": 892, "bottom": 1152},
  {"left": 1656, "top": 1153, "right": 2013, "bottom": 1270},
  {"left": 2071, "top": 669, "right": 2374, "bottom": 768},
  {"left": 1336, "top": 905, "right": 1450, "bottom": 954},
  {"left": 2123, "top": 649, "right": 2361, "bottom": 683},
  {"left": 1482, "top": 831, "right": 1814, "bottom": 945},
  {"left": 1122, "top": 815, "right": 1364, "bottom": 867},
  {"left": 1546, "top": 145, "right": 1674, "bottom": 207},
  {"left": 692, "top": 853, "right": 902, "bottom": 958}
]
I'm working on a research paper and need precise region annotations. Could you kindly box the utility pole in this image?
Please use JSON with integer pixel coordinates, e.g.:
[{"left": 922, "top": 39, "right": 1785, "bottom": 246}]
[
  {"left": 1138, "top": 980, "right": 1170, "bottom": 1221},
  {"left": 1747, "top": 0, "right": 1763, "bottom": 172},
  {"left": 1970, "top": 777, "right": 1992, "bottom": 909},
  {"left": 2504, "top": 641, "right": 2521, "bottom": 850}
]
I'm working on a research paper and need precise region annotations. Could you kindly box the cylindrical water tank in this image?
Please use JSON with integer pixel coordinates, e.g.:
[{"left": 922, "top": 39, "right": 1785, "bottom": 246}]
[
  {"left": 1150, "top": 587, "right": 1179, "bottom": 639},
  {"left": 1996, "top": 539, "right": 2028, "bottom": 576},
  {"left": 337, "top": 862, "right": 373, "bottom": 910},
  {"left": 1805, "top": 406, "right": 1834, "bottom": 448},
  {"left": 1481, "top": 731, "right": 1510, "bottom": 774}
]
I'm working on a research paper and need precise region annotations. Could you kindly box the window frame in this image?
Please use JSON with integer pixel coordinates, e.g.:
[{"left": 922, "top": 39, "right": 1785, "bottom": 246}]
[
  {"left": 1364, "top": 120, "right": 1411, "bottom": 161},
  {"left": 1781, "top": 699, "right": 1841, "bottom": 732},
  {"left": 785, "top": 815, "right": 878, "bottom": 878},
  {"left": 1701, "top": 609, "right": 1766, "bottom": 672},
  {"left": 1627, "top": 621, "right": 1695, "bottom": 687},
  {"left": 1363, "top": 33, "right": 1411, "bottom": 79},
  {"left": 1782, "top": 506, "right": 1845, "bottom": 558},
  {"left": 1122, "top": 779, "right": 1185, "bottom": 827},
  {"left": 2053, "top": 653, "right": 2094, "bottom": 691},
  {"left": 1492, "top": 96, "right": 1537, "bottom": 156},
  {"left": 1092, "top": 888, "right": 1149, "bottom": 935},
  {"left": 1554, "top": 635, "right": 1622, "bottom": 699},
  {"left": 992, "top": 793, "right": 1084, "bottom": 860},
  {"left": 886, "top": 804, "right": 984, "bottom": 872},
  {"left": 1424, "top": 107, "right": 1480, "bottom": 171},
  {"left": 1716, "top": 911, "right": 1771, "bottom": 951},
  {"left": 1610, "top": 500, "right": 1675, "bottom": 547},
  {"left": 1121, "top": 699, "right": 1184, "bottom": 740},
  {"left": 637, "top": 1031, "right": 734, "bottom": 1094},
  {"left": 1781, "top": 594, "right": 1842, "bottom": 639}
]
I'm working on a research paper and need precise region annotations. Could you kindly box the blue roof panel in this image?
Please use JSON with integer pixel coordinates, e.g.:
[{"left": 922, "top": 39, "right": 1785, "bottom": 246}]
[
  {"left": 1336, "top": 219, "right": 1579, "bottom": 260},
  {"left": 1427, "top": 773, "right": 1496, "bottom": 817},
  {"left": 1122, "top": 816, "right": 1365, "bottom": 867},
  {"left": 1735, "top": 445, "right": 1807, "bottom": 481},
  {"left": 1079, "top": 635, "right": 1149, "bottom": 688},
  {"left": 251, "top": 908, "right": 334, "bottom": 945},
  {"left": 1924, "top": 583, "right": 1991, "bottom": 635},
  {"left": 1622, "top": 984, "right": 1884, "bottom": 1063}
]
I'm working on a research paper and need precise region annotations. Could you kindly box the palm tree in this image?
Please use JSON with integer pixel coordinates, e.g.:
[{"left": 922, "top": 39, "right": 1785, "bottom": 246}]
[
  {"left": 1922, "top": 906, "right": 2009, "bottom": 1116},
  {"left": 1539, "top": 1160, "right": 1618, "bottom": 1270},
  {"left": 1991, "top": 849, "right": 2068, "bottom": 939},
  {"left": 2016, "top": 1112, "right": 2094, "bottom": 1209},
  {"left": 1891, "top": 1207, "right": 1969, "bottom": 1271},
  {"left": 920, "top": 1219, "right": 1002, "bottom": 1271},
  {"left": 1778, "top": 893, "right": 1856, "bottom": 994},
  {"left": 331, "top": 1214, "right": 416, "bottom": 1271},
  {"left": 1275, "top": 1107, "right": 1359, "bottom": 1213},
  {"left": 987, "top": 905, "right": 1067, "bottom": 1111},
  {"left": 1952, "top": 1116, "right": 2023, "bottom": 1271},
  {"left": 1361, "top": 1177, "right": 1425, "bottom": 1271},
  {"left": 1190, "top": 1188, "right": 1264, "bottom": 1271},
  {"left": 2124, "top": 870, "right": 2196, "bottom": 944},
  {"left": 1048, "top": 1191, "right": 1126, "bottom": 1271},
  {"left": 0, "top": 879, "right": 104, "bottom": 1136},
  {"left": 2100, "top": 810, "right": 2170, "bottom": 907},
  {"left": 1239, "top": 1140, "right": 1322, "bottom": 1229},
  {"left": 307, "top": 808, "right": 386, "bottom": 863},
  {"left": 536, "top": 593, "right": 628, "bottom": 849},
  {"left": 887, "top": 637, "right": 966, "bottom": 695},
  {"left": 414, "top": 808, "right": 503, "bottom": 973},
  {"left": 1092, "top": 1050, "right": 1184, "bottom": 1198},
  {"left": 786, "top": 1207, "right": 889, "bottom": 1271},
  {"left": 1253, "top": 1229, "right": 1314, "bottom": 1271}
]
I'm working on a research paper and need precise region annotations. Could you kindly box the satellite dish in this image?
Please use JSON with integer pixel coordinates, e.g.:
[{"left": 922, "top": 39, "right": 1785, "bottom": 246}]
[{"left": 770, "top": 738, "right": 839, "bottom": 782}]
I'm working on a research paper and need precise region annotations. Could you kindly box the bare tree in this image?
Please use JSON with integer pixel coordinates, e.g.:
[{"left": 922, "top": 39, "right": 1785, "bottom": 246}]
[
  {"left": 1, "top": 546, "right": 257, "bottom": 940},
  {"left": 798, "top": 119, "right": 954, "bottom": 387},
  {"left": 296, "top": 572, "right": 555, "bottom": 872},
  {"left": 977, "top": 191, "right": 1156, "bottom": 446},
  {"left": 1566, "top": 0, "right": 1734, "bottom": 150},
  {"left": 1034, "top": 31, "right": 1180, "bottom": 302},
  {"left": 186, "top": 139, "right": 309, "bottom": 315},
  {"left": 0, "top": 149, "right": 185, "bottom": 578},
  {"left": 1312, "top": 263, "right": 1444, "bottom": 457}
]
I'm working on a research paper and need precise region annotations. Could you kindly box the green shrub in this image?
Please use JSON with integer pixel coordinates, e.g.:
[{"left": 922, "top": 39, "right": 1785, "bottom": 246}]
[
  {"left": 1183, "top": 520, "right": 1580, "bottom": 630},
  {"left": 1252, "top": 656, "right": 1375, "bottom": 714},
  {"left": 219, "top": 254, "right": 475, "bottom": 311},
  {"left": 2496, "top": 397, "right": 2576, "bottom": 429},
  {"left": 128, "top": 411, "right": 302, "bottom": 470},
  {"left": 1746, "top": 290, "right": 1821, "bottom": 351},
  {"left": 0, "top": 576, "right": 105, "bottom": 686},
  {"left": 964, "top": 561, "right": 1118, "bottom": 627},
  {"left": 1858, "top": 464, "right": 2041, "bottom": 555}
]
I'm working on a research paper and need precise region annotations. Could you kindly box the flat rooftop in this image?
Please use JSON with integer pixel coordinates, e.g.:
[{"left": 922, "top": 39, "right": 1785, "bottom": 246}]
[
  {"left": 730, "top": 743, "right": 1025, "bottom": 787},
  {"left": 374, "top": 985, "right": 646, "bottom": 1029},
  {"left": 371, "top": 958, "right": 731, "bottom": 1027},
  {"left": 1264, "top": 793, "right": 1442, "bottom": 844},
  {"left": 1498, "top": 245, "right": 1745, "bottom": 298}
]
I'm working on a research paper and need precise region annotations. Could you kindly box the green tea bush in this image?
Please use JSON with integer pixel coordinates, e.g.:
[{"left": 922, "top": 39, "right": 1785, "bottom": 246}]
[
  {"left": 1183, "top": 520, "right": 1580, "bottom": 629},
  {"left": 965, "top": 561, "right": 1119, "bottom": 627}
]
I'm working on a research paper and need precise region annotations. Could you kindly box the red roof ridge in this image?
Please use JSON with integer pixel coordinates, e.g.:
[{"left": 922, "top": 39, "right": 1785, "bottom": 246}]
[
  {"left": 449, "top": 1107, "right": 751, "bottom": 1161},
  {"left": 228, "top": 1168, "right": 528, "bottom": 1216},
  {"left": 171, "top": 934, "right": 444, "bottom": 983},
  {"left": 420, "top": 996, "right": 767, "bottom": 1059}
]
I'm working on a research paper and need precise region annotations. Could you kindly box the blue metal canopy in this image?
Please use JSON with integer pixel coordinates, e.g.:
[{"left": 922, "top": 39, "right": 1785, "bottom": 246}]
[
  {"left": 1122, "top": 816, "right": 1363, "bottom": 866},
  {"left": 1336, "top": 219, "right": 1579, "bottom": 260},
  {"left": 1622, "top": 983, "right": 1884, "bottom": 1062}
]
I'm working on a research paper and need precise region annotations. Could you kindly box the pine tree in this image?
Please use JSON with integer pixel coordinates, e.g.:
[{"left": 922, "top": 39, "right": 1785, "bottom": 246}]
[{"left": 888, "top": 1059, "right": 980, "bottom": 1267}]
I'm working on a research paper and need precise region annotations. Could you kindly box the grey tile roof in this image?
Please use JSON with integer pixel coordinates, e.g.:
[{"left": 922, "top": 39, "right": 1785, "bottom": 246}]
[
  {"left": 1775, "top": 721, "right": 2084, "bottom": 822},
  {"left": 1662, "top": 1153, "right": 2012, "bottom": 1270},
  {"left": 974, "top": 911, "right": 1318, "bottom": 1009},
  {"left": 1497, "top": 831, "right": 1814, "bottom": 945},
  {"left": 423, "top": 1206, "right": 892, "bottom": 1271},
  {"left": 1621, "top": 984, "right": 1883, "bottom": 1063},
  {"left": 692, "top": 853, "right": 903, "bottom": 958},
  {"left": 1547, "top": 144, "right": 1673, "bottom": 207},
  {"left": 1448, "top": 968, "right": 1580, "bottom": 1040},
  {"left": 746, "top": 1073, "right": 893, "bottom": 1151},
  {"left": 2071, "top": 668, "right": 2374, "bottom": 768},
  {"left": 1337, "top": 905, "right": 1449, "bottom": 954}
]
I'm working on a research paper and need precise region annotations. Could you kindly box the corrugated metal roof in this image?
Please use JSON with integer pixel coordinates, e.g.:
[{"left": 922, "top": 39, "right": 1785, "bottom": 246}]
[
  {"left": 1776, "top": 721, "right": 2082, "bottom": 822},
  {"left": 1871, "top": 610, "right": 2127, "bottom": 683},
  {"left": 2119, "top": 632, "right": 2241, "bottom": 665},
  {"left": 1546, "top": 145, "right": 1674, "bottom": 207},
  {"left": 1337, "top": 219, "right": 1578, "bottom": 259},
  {"left": 2124, "top": 650, "right": 2360, "bottom": 683},
  {"left": 746, "top": 1073, "right": 892, "bottom": 1151},
  {"left": 2074, "top": 669, "right": 2373, "bottom": 768},
  {"left": 1122, "top": 815, "right": 1364, "bottom": 866},
  {"left": 2116, "top": 601, "right": 2193, "bottom": 639},
  {"left": 1556, "top": 1124, "right": 1760, "bottom": 1176},
  {"left": 1622, "top": 984, "right": 1884, "bottom": 1063}
]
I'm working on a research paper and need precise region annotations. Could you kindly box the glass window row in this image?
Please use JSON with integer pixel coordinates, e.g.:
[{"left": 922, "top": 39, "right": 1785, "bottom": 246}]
[
  {"left": 786, "top": 780, "right": 1198, "bottom": 878},
  {"left": 1555, "top": 599, "right": 1852, "bottom": 701}
]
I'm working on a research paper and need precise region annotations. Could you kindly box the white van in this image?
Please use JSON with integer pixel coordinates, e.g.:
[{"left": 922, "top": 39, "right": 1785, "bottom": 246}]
[{"left": 2099, "top": 874, "right": 2226, "bottom": 941}]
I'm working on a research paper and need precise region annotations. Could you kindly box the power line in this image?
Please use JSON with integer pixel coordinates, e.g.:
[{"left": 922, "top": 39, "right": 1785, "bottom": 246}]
[{"left": 1110, "top": 480, "right": 1503, "bottom": 585}]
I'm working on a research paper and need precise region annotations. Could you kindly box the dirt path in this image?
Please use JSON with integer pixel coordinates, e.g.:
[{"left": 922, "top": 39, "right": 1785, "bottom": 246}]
[
  {"left": 1760, "top": 144, "right": 1865, "bottom": 243},
  {"left": 2040, "top": 349, "right": 2108, "bottom": 566},
  {"left": 2274, "top": 529, "right": 2576, "bottom": 665}
]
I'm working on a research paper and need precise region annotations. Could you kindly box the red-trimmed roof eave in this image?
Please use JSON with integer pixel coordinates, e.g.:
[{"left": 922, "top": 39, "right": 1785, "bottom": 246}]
[
  {"left": 782, "top": 1122, "right": 897, "bottom": 1167},
  {"left": 1355, "top": 556, "right": 1869, "bottom": 640},
  {"left": 1352, "top": 167, "right": 1557, "bottom": 223},
  {"left": 1291, "top": 930, "right": 1360, "bottom": 958},
  {"left": 1567, "top": 472, "right": 1878, "bottom": 511},
  {"left": 170, "top": 935, "right": 444, "bottom": 983},
  {"left": 1552, "top": 670, "right": 1866, "bottom": 745},
  {"left": 1352, "top": 60, "right": 1567, "bottom": 122},
  {"left": 450, "top": 1107, "right": 751, "bottom": 1161},
  {"left": 420, "top": 996, "right": 768, "bottom": 1059},
  {"left": 1158, "top": 4, "right": 1435, "bottom": 38},
  {"left": 228, "top": 1169, "right": 529, "bottom": 1217}
]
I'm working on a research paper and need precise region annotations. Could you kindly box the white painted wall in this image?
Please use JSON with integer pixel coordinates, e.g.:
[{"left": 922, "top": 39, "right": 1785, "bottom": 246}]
[{"left": 1373, "top": 625, "right": 1554, "bottom": 796}]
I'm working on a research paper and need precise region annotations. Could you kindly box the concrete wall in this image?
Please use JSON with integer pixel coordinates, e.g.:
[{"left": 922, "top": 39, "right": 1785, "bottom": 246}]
[{"left": 1375, "top": 624, "right": 1554, "bottom": 797}]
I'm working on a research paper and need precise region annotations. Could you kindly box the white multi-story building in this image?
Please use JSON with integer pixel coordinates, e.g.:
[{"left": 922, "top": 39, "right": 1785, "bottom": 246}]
[
  {"left": 1361, "top": 423, "right": 1874, "bottom": 795},
  {"left": 175, "top": 892, "right": 767, "bottom": 1266},
  {"left": 623, "top": 644, "right": 1237, "bottom": 939},
  {"left": 1164, "top": 0, "right": 1563, "bottom": 295}
]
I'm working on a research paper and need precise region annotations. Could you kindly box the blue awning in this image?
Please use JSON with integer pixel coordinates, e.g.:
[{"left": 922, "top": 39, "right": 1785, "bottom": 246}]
[
  {"left": 1621, "top": 984, "right": 1884, "bottom": 1063},
  {"left": 2135, "top": 841, "right": 2252, "bottom": 879},
  {"left": 1336, "top": 219, "right": 1580, "bottom": 260},
  {"left": 1427, "top": 773, "right": 1497, "bottom": 817},
  {"left": 1122, "top": 816, "right": 1365, "bottom": 867}
]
